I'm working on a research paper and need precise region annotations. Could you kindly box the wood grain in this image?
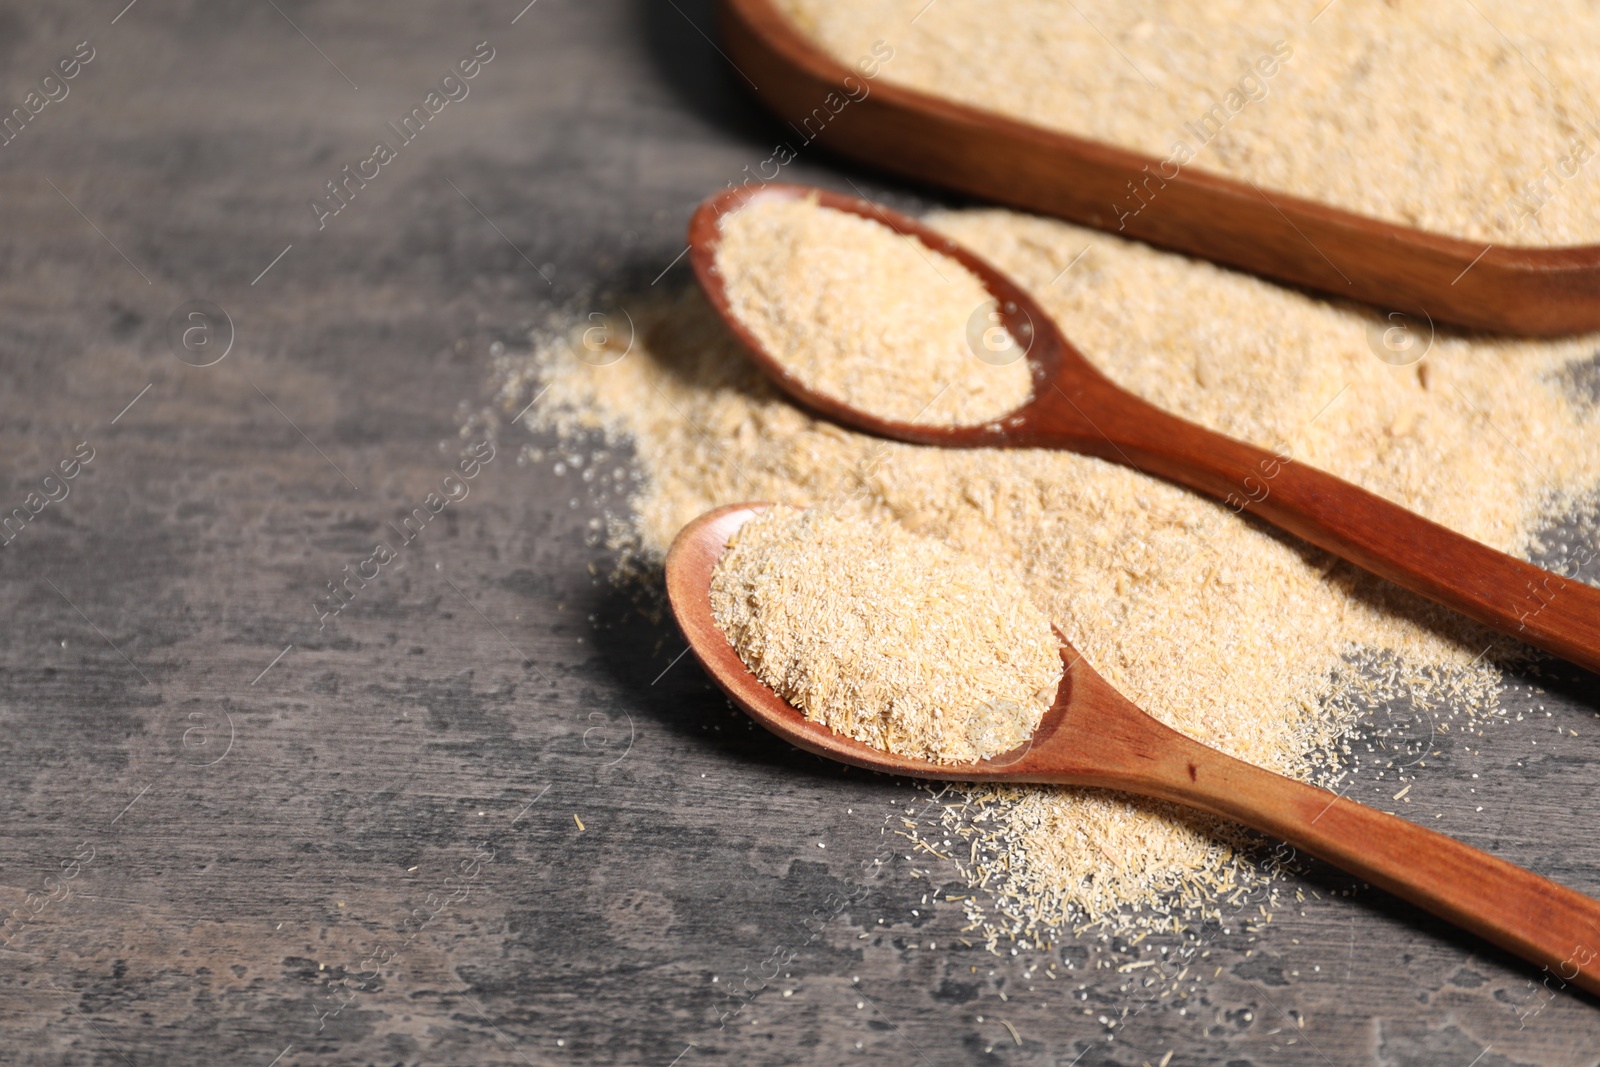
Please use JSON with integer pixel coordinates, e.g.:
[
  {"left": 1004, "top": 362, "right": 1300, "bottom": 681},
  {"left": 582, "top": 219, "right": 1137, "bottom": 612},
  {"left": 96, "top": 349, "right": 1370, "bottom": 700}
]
[{"left": 0, "top": 1, "right": 1597, "bottom": 1064}]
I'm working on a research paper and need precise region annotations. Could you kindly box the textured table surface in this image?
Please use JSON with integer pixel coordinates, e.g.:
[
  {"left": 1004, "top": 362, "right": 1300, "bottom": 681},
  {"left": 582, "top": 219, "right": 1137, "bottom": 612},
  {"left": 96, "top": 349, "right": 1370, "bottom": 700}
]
[{"left": 2, "top": 2, "right": 1600, "bottom": 1064}]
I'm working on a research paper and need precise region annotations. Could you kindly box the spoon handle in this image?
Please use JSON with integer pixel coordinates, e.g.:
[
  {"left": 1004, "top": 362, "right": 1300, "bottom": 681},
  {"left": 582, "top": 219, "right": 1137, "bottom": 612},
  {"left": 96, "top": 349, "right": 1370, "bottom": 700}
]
[
  {"left": 1058, "top": 379, "right": 1600, "bottom": 675},
  {"left": 1087, "top": 700, "right": 1600, "bottom": 997}
]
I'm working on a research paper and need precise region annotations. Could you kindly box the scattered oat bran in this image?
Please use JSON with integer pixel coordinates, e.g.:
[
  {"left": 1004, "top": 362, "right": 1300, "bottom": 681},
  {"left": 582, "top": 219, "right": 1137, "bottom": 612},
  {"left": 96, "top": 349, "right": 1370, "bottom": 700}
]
[
  {"left": 773, "top": 0, "right": 1600, "bottom": 246},
  {"left": 715, "top": 194, "right": 1033, "bottom": 426},
  {"left": 500, "top": 204, "right": 1600, "bottom": 939},
  {"left": 710, "top": 505, "right": 1061, "bottom": 764}
]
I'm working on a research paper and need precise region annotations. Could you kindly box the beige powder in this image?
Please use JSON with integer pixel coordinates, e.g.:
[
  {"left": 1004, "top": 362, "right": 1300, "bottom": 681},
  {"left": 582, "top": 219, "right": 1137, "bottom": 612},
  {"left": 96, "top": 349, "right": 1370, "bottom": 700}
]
[
  {"left": 716, "top": 194, "right": 1033, "bottom": 426},
  {"left": 773, "top": 0, "right": 1600, "bottom": 247},
  {"left": 710, "top": 505, "right": 1061, "bottom": 764},
  {"left": 502, "top": 205, "right": 1600, "bottom": 938}
]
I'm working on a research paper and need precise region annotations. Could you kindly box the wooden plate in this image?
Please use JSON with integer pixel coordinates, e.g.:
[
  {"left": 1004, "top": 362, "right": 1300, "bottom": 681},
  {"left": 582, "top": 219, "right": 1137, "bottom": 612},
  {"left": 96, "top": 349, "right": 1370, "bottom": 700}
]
[{"left": 719, "top": 0, "right": 1600, "bottom": 336}]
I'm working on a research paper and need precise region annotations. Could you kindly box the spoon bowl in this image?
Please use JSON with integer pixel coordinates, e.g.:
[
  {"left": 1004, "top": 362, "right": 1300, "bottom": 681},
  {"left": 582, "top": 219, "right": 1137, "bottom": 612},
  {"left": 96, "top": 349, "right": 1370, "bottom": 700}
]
[
  {"left": 688, "top": 182, "right": 1600, "bottom": 676},
  {"left": 688, "top": 183, "right": 1065, "bottom": 447},
  {"left": 666, "top": 502, "right": 1600, "bottom": 996},
  {"left": 663, "top": 502, "right": 1083, "bottom": 781}
]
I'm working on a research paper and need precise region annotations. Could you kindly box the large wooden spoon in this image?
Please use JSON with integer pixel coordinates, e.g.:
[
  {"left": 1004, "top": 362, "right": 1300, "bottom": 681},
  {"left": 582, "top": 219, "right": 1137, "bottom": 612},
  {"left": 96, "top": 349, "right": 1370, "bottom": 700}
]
[
  {"left": 687, "top": 182, "right": 1600, "bottom": 676},
  {"left": 718, "top": 0, "right": 1600, "bottom": 336},
  {"left": 666, "top": 502, "right": 1600, "bottom": 996}
]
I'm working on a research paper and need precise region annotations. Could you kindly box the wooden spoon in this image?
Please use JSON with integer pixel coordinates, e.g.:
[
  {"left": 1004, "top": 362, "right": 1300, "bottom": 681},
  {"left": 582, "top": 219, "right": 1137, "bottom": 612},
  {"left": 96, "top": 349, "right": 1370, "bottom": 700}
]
[
  {"left": 666, "top": 502, "right": 1600, "bottom": 996},
  {"left": 717, "top": 0, "right": 1600, "bottom": 336},
  {"left": 687, "top": 182, "right": 1600, "bottom": 677}
]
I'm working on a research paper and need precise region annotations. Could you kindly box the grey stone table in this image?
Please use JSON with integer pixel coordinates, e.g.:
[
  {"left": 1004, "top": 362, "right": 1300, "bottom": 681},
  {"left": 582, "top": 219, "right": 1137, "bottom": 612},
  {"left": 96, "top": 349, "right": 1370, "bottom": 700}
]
[{"left": 2, "top": 1, "right": 1599, "bottom": 1063}]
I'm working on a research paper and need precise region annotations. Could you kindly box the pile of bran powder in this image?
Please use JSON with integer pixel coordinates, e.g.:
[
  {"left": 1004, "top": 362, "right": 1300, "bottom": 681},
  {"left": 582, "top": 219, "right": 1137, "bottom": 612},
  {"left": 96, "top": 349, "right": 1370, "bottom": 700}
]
[
  {"left": 710, "top": 505, "right": 1061, "bottom": 765},
  {"left": 715, "top": 194, "right": 1033, "bottom": 426},
  {"left": 774, "top": 0, "right": 1600, "bottom": 246},
  {"left": 497, "top": 206, "right": 1600, "bottom": 947}
]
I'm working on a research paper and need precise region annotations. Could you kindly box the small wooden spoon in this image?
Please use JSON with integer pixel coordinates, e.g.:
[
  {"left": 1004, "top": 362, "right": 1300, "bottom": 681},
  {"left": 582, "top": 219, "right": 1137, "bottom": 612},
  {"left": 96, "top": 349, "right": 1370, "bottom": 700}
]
[
  {"left": 666, "top": 502, "right": 1600, "bottom": 997},
  {"left": 688, "top": 182, "right": 1600, "bottom": 677}
]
